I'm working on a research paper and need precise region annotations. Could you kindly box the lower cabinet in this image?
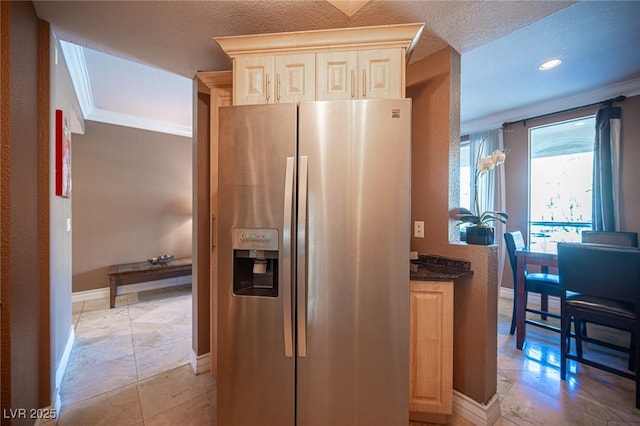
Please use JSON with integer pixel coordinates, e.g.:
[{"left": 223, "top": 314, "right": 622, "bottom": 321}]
[{"left": 409, "top": 280, "right": 454, "bottom": 422}]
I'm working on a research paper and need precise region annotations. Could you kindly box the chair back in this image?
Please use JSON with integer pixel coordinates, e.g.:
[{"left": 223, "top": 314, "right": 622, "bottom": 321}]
[
  {"left": 504, "top": 231, "right": 526, "bottom": 282},
  {"left": 557, "top": 242, "right": 640, "bottom": 302},
  {"left": 581, "top": 231, "right": 638, "bottom": 247}
]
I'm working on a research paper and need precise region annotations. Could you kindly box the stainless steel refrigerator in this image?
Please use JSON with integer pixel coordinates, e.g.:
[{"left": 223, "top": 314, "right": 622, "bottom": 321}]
[{"left": 217, "top": 99, "right": 411, "bottom": 426}]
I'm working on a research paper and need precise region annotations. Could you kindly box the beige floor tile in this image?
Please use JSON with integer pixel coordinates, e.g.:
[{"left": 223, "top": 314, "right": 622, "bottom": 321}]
[
  {"left": 70, "top": 333, "right": 134, "bottom": 365},
  {"left": 130, "top": 321, "right": 191, "bottom": 349},
  {"left": 137, "top": 364, "right": 216, "bottom": 420},
  {"left": 128, "top": 299, "right": 190, "bottom": 325},
  {"left": 143, "top": 390, "right": 216, "bottom": 426},
  {"left": 58, "top": 384, "right": 143, "bottom": 426},
  {"left": 134, "top": 337, "right": 191, "bottom": 381},
  {"left": 61, "top": 352, "right": 138, "bottom": 406},
  {"left": 75, "top": 306, "right": 131, "bottom": 338}
]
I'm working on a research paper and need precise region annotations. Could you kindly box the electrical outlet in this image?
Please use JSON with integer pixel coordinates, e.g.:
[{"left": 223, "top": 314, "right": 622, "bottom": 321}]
[{"left": 414, "top": 221, "right": 424, "bottom": 238}]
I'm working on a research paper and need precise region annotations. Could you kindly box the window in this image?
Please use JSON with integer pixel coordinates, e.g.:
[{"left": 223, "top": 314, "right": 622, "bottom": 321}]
[{"left": 528, "top": 116, "right": 596, "bottom": 247}]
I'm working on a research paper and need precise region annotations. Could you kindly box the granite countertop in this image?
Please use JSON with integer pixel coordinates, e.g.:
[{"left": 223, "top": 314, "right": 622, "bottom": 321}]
[{"left": 410, "top": 254, "right": 473, "bottom": 281}]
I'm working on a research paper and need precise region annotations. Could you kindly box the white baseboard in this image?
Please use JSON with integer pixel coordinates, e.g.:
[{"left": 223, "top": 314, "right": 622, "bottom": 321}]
[
  {"left": 71, "top": 287, "right": 109, "bottom": 303},
  {"left": 499, "top": 286, "right": 560, "bottom": 310},
  {"left": 189, "top": 349, "right": 211, "bottom": 375},
  {"left": 56, "top": 326, "right": 75, "bottom": 389},
  {"left": 453, "top": 391, "right": 501, "bottom": 426},
  {"left": 38, "top": 326, "right": 75, "bottom": 425}
]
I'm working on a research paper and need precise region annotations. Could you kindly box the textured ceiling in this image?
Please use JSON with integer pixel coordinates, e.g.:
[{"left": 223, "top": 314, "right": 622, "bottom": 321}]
[
  {"left": 34, "top": 0, "right": 573, "bottom": 77},
  {"left": 33, "top": 1, "right": 640, "bottom": 136}
]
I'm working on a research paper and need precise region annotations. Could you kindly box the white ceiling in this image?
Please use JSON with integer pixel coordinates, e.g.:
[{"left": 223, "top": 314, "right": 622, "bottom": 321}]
[{"left": 33, "top": 1, "right": 640, "bottom": 137}]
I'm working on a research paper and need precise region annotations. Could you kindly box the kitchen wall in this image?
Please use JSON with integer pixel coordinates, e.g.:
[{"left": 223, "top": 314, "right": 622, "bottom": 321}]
[
  {"left": 1, "top": 3, "right": 84, "bottom": 413},
  {"left": 501, "top": 93, "right": 640, "bottom": 289},
  {"left": 50, "top": 23, "right": 81, "bottom": 406},
  {"left": 72, "top": 122, "right": 192, "bottom": 293},
  {"left": 407, "top": 47, "right": 498, "bottom": 407},
  {"left": 1, "top": 1, "right": 42, "bottom": 414}
]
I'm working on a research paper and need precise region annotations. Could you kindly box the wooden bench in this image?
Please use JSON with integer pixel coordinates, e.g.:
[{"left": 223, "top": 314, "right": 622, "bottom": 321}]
[{"left": 107, "top": 257, "right": 192, "bottom": 308}]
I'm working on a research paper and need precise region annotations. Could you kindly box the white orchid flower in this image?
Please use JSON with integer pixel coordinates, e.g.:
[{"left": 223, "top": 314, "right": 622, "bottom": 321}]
[
  {"left": 477, "top": 156, "right": 495, "bottom": 173},
  {"left": 491, "top": 149, "right": 506, "bottom": 165}
]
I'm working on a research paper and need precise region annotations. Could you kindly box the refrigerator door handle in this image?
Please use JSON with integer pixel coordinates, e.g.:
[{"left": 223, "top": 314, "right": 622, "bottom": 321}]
[
  {"left": 297, "top": 155, "right": 309, "bottom": 357},
  {"left": 282, "top": 156, "right": 295, "bottom": 358}
]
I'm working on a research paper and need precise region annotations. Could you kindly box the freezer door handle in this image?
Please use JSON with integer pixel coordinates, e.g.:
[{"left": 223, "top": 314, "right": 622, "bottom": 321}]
[
  {"left": 297, "top": 155, "right": 309, "bottom": 357},
  {"left": 282, "top": 157, "right": 295, "bottom": 357}
]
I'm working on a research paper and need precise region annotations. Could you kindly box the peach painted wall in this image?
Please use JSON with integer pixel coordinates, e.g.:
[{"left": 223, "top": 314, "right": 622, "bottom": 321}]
[
  {"left": 407, "top": 47, "right": 498, "bottom": 405},
  {"left": 501, "top": 94, "right": 640, "bottom": 289},
  {"left": 72, "top": 121, "right": 192, "bottom": 292}
]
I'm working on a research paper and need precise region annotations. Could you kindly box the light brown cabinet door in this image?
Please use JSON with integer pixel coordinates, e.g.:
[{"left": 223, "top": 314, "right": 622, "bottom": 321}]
[
  {"left": 234, "top": 55, "right": 274, "bottom": 105},
  {"left": 358, "top": 48, "right": 403, "bottom": 99},
  {"left": 234, "top": 54, "right": 316, "bottom": 104},
  {"left": 409, "top": 280, "right": 453, "bottom": 418},
  {"left": 317, "top": 48, "right": 404, "bottom": 100},
  {"left": 316, "top": 51, "right": 358, "bottom": 100},
  {"left": 275, "top": 53, "right": 315, "bottom": 103}
]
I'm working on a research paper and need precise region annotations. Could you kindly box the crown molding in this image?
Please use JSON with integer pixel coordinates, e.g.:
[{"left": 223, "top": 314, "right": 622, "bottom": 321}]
[
  {"left": 86, "top": 108, "right": 192, "bottom": 138},
  {"left": 461, "top": 77, "right": 640, "bottom": 135},
  {"left": 59, "top": 41, "right": 94, "bottom": 118},
  {"left": 59, "top": 42, "right": 192, "bottom": 138},
  {"left": 215, "top": 22, "right": 424, "bottom": 57}
]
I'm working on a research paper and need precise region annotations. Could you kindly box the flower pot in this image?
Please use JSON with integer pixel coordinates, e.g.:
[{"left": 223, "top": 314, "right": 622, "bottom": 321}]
[{"left": 465, "top": 226, "right": 495, "bottom": 245}]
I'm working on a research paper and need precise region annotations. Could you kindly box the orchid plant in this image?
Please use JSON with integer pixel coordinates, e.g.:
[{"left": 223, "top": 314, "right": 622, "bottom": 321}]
[{"left": 456, "top": 138, "right": 509, "bottom": 228}]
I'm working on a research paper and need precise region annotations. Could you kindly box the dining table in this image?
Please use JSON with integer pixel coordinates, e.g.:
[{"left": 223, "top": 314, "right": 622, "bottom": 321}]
[{"left": 514, "top": 243, "right": 558, "bottom": 350}]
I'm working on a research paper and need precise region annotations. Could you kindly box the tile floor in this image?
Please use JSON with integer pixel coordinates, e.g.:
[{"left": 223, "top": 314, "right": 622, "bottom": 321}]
[
  {"left": 58, "top": 287, "right": 640, "bottom": 425},
  {"left": 59, "top": 285, "right": 215, "bottom": 425}
]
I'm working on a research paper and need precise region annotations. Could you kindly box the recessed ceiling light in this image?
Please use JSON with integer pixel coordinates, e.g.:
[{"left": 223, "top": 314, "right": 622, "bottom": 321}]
[{"left": 539, "top": 59, "right": 562, "bottom": 71}]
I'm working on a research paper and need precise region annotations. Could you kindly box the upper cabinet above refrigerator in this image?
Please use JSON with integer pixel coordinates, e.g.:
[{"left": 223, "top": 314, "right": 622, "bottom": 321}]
[{"left": 214, "top": 23, "right": 424, "bottom": 105}]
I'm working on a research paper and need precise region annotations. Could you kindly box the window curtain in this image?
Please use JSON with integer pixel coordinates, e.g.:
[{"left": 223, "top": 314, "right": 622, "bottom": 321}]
[
  {"left": 468, "top": 129, "right": 508, "bottom": 284},
  {"left": 592, "top": 105, "right": 622, "bottom": 231}
]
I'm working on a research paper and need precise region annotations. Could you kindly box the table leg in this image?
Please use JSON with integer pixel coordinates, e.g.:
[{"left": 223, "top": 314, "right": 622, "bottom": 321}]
[
  {"left": 110, "top": 276, "right": 116, "bottom": 309},
  {"left": 516, "top": 255, "right": 526, "bottom": 350}
]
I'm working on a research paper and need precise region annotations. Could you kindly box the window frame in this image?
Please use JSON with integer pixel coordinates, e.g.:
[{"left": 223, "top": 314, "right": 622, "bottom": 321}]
[{"left": 527, "top": 115, "right": 596, "bottom": 246}]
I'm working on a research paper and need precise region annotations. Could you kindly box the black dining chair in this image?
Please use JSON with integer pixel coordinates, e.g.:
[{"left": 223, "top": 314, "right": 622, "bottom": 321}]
[
  {"left": 581, "top": 230, "right": 638, "bottom": 247},
  {"left": 557, "top": 242, "right": 640, "bottom": 409},
  {"left": 579, "top": 230, "right": 638, "bottom": 362},
  {"left": 504, "top": 230, "right": 561, "bottom": 335}
]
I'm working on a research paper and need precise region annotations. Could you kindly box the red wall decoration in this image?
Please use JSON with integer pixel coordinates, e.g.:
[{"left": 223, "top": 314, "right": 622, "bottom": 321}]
[{"left": 55, "top": 109, "right": 71, "bottom": 198}]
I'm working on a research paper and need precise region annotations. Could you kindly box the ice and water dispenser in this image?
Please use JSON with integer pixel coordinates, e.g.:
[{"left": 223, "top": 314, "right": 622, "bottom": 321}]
[{"left": 232, "top": 228, "right": 279, "bottom": 297}]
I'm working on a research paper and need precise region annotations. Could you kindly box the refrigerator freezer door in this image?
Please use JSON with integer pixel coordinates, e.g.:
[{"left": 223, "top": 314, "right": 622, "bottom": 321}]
[
  {"left": 217, "top": 103, "right": 297, "bottom": 426},
  {"left": 296, "top": 100, "right": 411, "bottom": 425}
]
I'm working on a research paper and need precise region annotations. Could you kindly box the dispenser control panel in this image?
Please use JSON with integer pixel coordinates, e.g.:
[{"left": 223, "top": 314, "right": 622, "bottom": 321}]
[{"left": 232, "top": 228, "right": 279, "bottom": 251}]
